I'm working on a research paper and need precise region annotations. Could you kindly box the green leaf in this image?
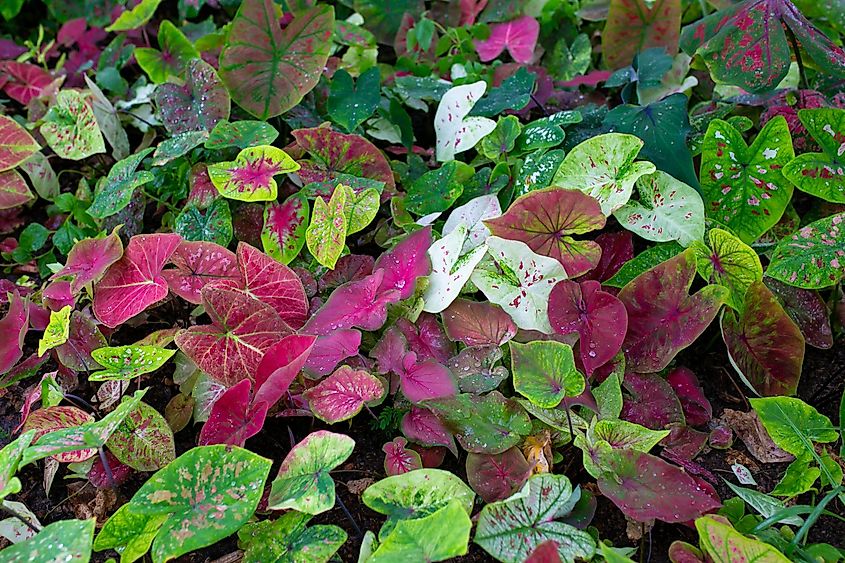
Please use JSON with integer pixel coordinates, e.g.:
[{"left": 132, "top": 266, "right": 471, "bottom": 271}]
[
  {"left": 515, "top": 111, "right": 581, "bottom": 153},
  {"left": 135, "top": 21, "right": 200, "bottom": 83},
  {"left": 208, "top": 145, "right": 300, "bottom": 202},
  {"left": 341, "top": 185, "right": 380, "bottom": 235},
  {"left": 368, "top": 500, "right": 472, "bottom": 562},
  {"left": 692, "top": 228, "right": 762, "bottom": 311},
  {"left": 548, "top": 34, "right": 592, "bottom": 81},
  {"left": 88, "top": 148, "right": 155, "bottom": 219},
  {"left": 37, "top": 305, "right": 71, "bottom": 357},
  {"left": 94, "top": 504, "right": 168, "bottom": 563},
  {"left": 469, "top": 68, "right": 537, "bottom": 118},
  {"left": 700, "top": 116, "right": 795, "bottom": 244},
  {"left": 406, "top": 160, "right": 473, "bottom": 216},
  {"left": 474, "top": 474, "right": 596, "bottom": 563},
  {"left": 40, "top": 90, "right": 106, "bottom": 161},
  {"left": 328, "top": 67, "right": 380, "bottom": 133},
  {"left": 106, "top": 401, "right": 176, "bottom": 471},
  {"left": 90, "top": 345, "right": 176, "bottom": 382},
  {"left": 766, "top": 212, "right": 845, "bottom": 289},
  {"left": 509, "top": 340, "right": 585, "bottom": 408},
  {"left": 604, "top": 242, "right": 684, "bottom": 288},
  {"left": 723, "top": 482, "right": 803, "bottom": 526},
  {"left": 175, "top": 199, "right": 233, "bottom": 246},
  {"left": 593, "top": 372, "right": 623, "bottom": 420},
  {"left": 106, "top": 0, "right": 162, "bottom": 31},
  {"left": 783, "top": 109, "right": 845, "bottom": 203},
  {"left": 0, "top": 431, "right": 35, "bottom": 500},
  {"left": 238, "top": 511, "right": 347, "bottom": 563},
  {"left": 267, "top": 431, "right": 354, "bottom": 514},
  {"left": 750, "top": 397, "right": 838, "bottom": 459},
  {"left": 771, "top": 457, "right": 821, "bottom": 497},
  {"left": 695, "top": 515, "right": 790, "bottom": 563},
  {"left": 480, "top": 116, "right": 522, "bottom": 161},
  {"left": 1, "top": 518, "right": 95, "bottom": 563},
  {"left": 306, "top": 186, "right": 347, "bottom": 269},
  {"left": 205, "top": 121, "right": 279, "bottom": 150}
]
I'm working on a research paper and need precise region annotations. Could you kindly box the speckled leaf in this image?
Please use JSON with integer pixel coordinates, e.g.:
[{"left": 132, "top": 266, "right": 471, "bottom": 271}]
[
  {"left": 442, "top": 298, "right": 517, "bottom": 347},
  {"left": 37, "top": 305, "right": 71, "bottom": 357},
  {"left": 106, "top": 0, "right": 161, "bottom": 31},
  {"left": 0, "top": 431, "right": 34, "bottom": 500},
  {"left": 434, "top": 81, "right": 496, "bottom": 162},
  {"left": 423, "top": 224, "right": 488, "bottom": 314},
  {"left": 198, "top": 379, "right": 268, "bottom": 447},
  {"left": 401, "top": 407, "right": 457, "bottom": 455},
  {"left": 341, "top": 184, "right": 379, "bottom": 234},
  {"left": 107, "top": 401, "right": 175, "bottom": 471},
  {"left": 0, "top": 518, "right": 94, "bottom": 563},
  {"left": 721, "top": 281, "right": 804, "bottom": 396},
  {"left": 406, "top": 160, "right": 473, "bottom": 216},
  {"left": 55, "top": 312, "right": 107, "bottom": 372},
  {"left": 306, "top": 186, "right": 347, "bottom": 269},
  {"left": 0, "top": 170, "right": 33, "bottom": 210},
  {"left": 618, "top": 248, "right": 729, "bottom": 372},
  {"left": 262, "top": 192, "right": 309, "bottom": 264},
  {"left": 620, "top": 372, "right": 684, "bottom": 429},
  {"left": 208, "top": 145, "right": 299, "bottom": 202},
  {"left": 205, "top": 120, "right": 279, "bottom": 150},
  {"left": 692, "top": 228, "right": 763, "bottom": 311},
  {"left": 766, "top": 212, "right": 845, "bottom": 289},
  {"left": 485, "top": 188, "right": 605, "bottom": 276},
  {"left": 466, "top": 448, "right": 532, "bottom": 503},
  {"left": 602, "top": 0, "right": 681, "bottom": 69},
  {"left": 369, "top": 500, "right": 472, "bottom": 562},
  {"left": 700, "top": 117, "right": 794, "bottom": 244},
  {"left": 90, "top": 345, "right": 176, "bottom": 381},
  {"left": 552, "top": 133, "right": 656, "bottom": 215},
  {"left": 304, "top": 366, "right": 385, "bottom": 423},
  {"left": 40, "top": 90, "right": 106, "bottom": 161},
  {"left": 0, "top": 115, "right": 39, "bottom": 172},
  {"left": 764, "top": 277, "right": 833, "bottom": 349},
  {"left": 135, "top": 21, "right": 200, "bottom": 84},
  {"left": 475, "top": 474, "right": 596, "bottom": 563},
  {"left": 220, "top": 1, "right": 334, "bottom": 119},
  {"left": 238, "top": 511, "right": 347, "bottom": 563},
  {"left": 162, "top": 240, "right": 240, "bottom": 304},
  {"left": 383, "top": 437, "right": 423, "bottom": 476},
  {"left": 471, "top": 236, "right": 568, "bottom": 334},
  {"left": 88, "top": 148, "right": 155, "bottom": 218},
  {"left": 156, "top": 59, "right": 230, "bottom": 135},
  {"left": 92, "top": 233, "right": 182, "bottom": 328},
  {"left": 695, "top": 515, "right": 790, "bottom": 563},
  {"left": 19, "top": 150, "right": 59, "bottom": 200},
  {"left": 613, "top": 171, "right": 704, "bottom": 247},
  {"left": 152, "top": 131, "right": 208, "bottom": 166},
  {"left": 53, "top": 229, "right": 124, "bottom": 294},
  {"left": 509, "top": 340, "right": 584, "bottom": 408},
  {"left": 175, "top": 199, "right": 234, "bottom": 247},
  {"left": 267, "top": 430, "right": 354, "bottom": 514},
  {"left": 22, "top": 406, "right": 96, "bottom": 463},
  {"left": 783, "top": 109, "right": 845, "bottom": 202}
]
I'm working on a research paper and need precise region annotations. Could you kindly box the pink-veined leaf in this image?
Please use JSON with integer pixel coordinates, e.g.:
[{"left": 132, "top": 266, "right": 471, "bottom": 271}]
[
  {"left": 254, "top": 334, "right": 316, "bottom": 408},
  {"left": 53, "top": 228, "right": 124, "bottom": 295},
  {"left": 106, "top": 401, "right": 176, "bottom": 471},
  {"left": 372, "top": 226, "right": 432, "bottom": 299},
  {"left": 155, "top": 58, "right": 230, "bottom": 135},
  {"left": 303, "top": 269, "right": 401, "bottom": 335},
  {"left": 466, "top": 447, "right": 532, "bottom": 503},
  {"left": 161, "top": 240, "right": 240, "bottom": 304},
  {"left": 0, "top": 170, "right": 33, "bottom": 211},
  {"left": 0, "top": 292, "right": 28, "bottom": 376},
  {"left": 175, "top": 286, "right": 291, "bottom": 387},
  {"left": 442, "top": 298, "right": 517, "bottom": 347},
  {"left": 474, "top": 16, "right": 540, "bottom": 64},
  {"left": 92, "top": 233, "right": 181, "bottom": 328},
  {"left": 0, "top": 115, "right": 39, "bottom": 172},
  {"left": 198, "top": 379, "right": 269, "bottom": 447},
  {"left": 618, "top": 248, "right": 729, "bottom": 372},
  {"left": 0, "top": 62, "right": 52, "bottom": 105},
  {"left": 208, "top": 145, "right": 300, "bottom": 202},
  {"left": 485, "top": 188, "right": 606, "bottom": 277},
  {"left": 262, "top": 192, "right": 309, "bottom": 265},
  {"left": 399, "top": 354, "right": 458, "bottom": 404},
  {"left": 548, "top": 280, "right": 628, "bottom": 376},
  {"left": 401, "top": 406, "right": 458, "bottom": 456},
  {"left": 621, "top": 372, "right": 685, "bottom": 429},
  {"left": 304, "top": 366, "right": 386, "bottom": 423},
  {"left": 666, "top": 367, "right": 712, "bottom": 427},
  {"left": 602, "top": 0, "right": 682, "bottom": 69},
  {"left": 303, "top": 329, "right": 361, "bottom": 377},
  {"left": 382, "top": 436, "right": 422, "bottom": 476},
  {"left": 22, "top": 406, "right": 96, "bottom": 463}
]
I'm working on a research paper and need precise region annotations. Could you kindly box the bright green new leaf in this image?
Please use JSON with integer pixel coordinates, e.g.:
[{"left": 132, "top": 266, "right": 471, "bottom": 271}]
[
  {"left": 340, "top": 184, "right": 379, "bottom": 234},
  {"left": 766, "top": 212, "right": 845, "bottom": 289},
  {"left": 368, "top": 500, "right": 472, "bottom": 562},
  {"left": 106, "top": 401, "right": 176, "bottom": 472},
  {"left": 328, "top": 67, "right": 380, "bottom": 133},
  {"left": 509, "top": 340, "right": 584, "bottom": 408},
  {"left": 106, "top": 0, "right": 162, "bottom": 31},
  {"left": 238, "top": 511, "right": 347, "bottom": 563},
  {"left": 577, "top": 419, "right": 669, "bottom": 478},
  {"left": 88, "top": 148, "right": 155, "bottom": 218},
  {"left": 749, "top": 396, "right": 838, "bottom": 459},
  {"left": 783, "top": 108, "right": 845, "bottom": 203},
  {"left": 135, "top": 21, "right": 200, "bottom": 84},
  {"left": 1, "top": 518, "right": 95, "bottom": 563},
  {"left": 692, "top": 228, "right": 762, "bottom": 311},
  {"left": 480, "top": 115, "right": 522, "bottom": 161},
  {"left": 38, "top": 305, "right": 71, "bottom": 357},
  {"left": 40, "top": 90, "right": 106, "bottom": 161},
  {"left": 90, "top": 345, "right": 176, "bottom": 381},
  {"left": 695, "top": 515, "right": 790, "bottom": 563},
  {"left": 94, "top": 504, "right": 168, "bottom": 563},
  {"left": 592, "top": 372, "right": 623, "bottom": 420},
  {"left": 208, "top": 145, "right": 299, "bottom": 202},
  {"left": 306, "top": 186, "right": 347, "bottom": 269}
]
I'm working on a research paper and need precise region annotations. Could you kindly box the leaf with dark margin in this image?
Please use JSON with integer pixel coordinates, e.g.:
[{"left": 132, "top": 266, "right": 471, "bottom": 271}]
[
  {"left": 198, "top": 379, "right": 268, "bottom": 447},
  {"left": 509, "top": 340, "right": 584, "bottom": 408},
  {"left": 466, "top": 447, "right": 532, "bottom": 503},
  {"left": 766, "top": 212, "right": 845, "bottom": 289},
  {"left": 691, "top": 228, "right": 762, "bottom": 311},
  {"left": 764, "top": 277, "right": 833, "bottom": 349},
  {"left": 0, "top": 115, "right": 39, "bottom": 172},
  {"left": 602, "top": 0, "right": 681, "bottom": 69},
  {"left": 1, "top": 519, "right": 95, "bottom": 563},
  {"left": 261, "top": 192, "right": 309, "bottom": 265},
  {"left": 238, "top": 511, "right": 347, "bottom": 563},
  {"left": 306, "top": 186, "right": 347, "bottom": 269},
  {"left": 304, "top": 365, "right": 386, "bottom": 423},
  {"left": 88, "top": 149, "right": 155, "bottom": 219},
  {"left": 162, "top": 240, "right": 240, "bottom": 304},
  {"left": 156, "top": 58, "right": 230, "bottom": 135},
  {"left": 107, "top": 401, "right": 175, "bottom": 471}
]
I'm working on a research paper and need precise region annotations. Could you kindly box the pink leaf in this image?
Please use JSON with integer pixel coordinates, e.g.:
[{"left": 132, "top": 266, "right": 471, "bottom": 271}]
[
  {"left": 92, "top": 233, "right": 181, "bottom": 328},
  {"left": 401, "top": 406, "right": 458, "bottom": 456},
  {"left": 0, "top": 62, "right": 52, "bottom": 105},
  {"left": 53, "top": 229, "right": 124, "bottom": 294},
  {"left": 42, "top": 280, "right": 75, "bottom": 311},
  {"left": 370, "top": 325, "right": 408, "bottom": 377},
  {"left": 466, "top": 447, "right": 532, "bottom": 503},
  {"left": 199, "top": 379, "right": 268, "bottom": 446},
  {"left": 303, "top": 269, "right": 401, "bottom": 335},
  {"left": 397, "top": 313, "right": 453, "bottom": 363},
  {"left": 400, "top": 354, "right": 458, "bottom": 403},
  {"left": 666, "top": 367, "right": 712, "bottom": 427},
  {"left": 0, "top": 292, "right": 28, "bottom": 376},
  {"left": 254, "top": 334, "right": 316, "bottom": 408},
  {"left": 304, "top": 366, "right": 386, "bottom": 423},
  {"left": 303, "top": 329, "right": 362, "bottom": 378},
  {"left": 474, "top": 16, "right": 540, "bottom": 64},
  {"left": 161, "top": 240, "right": 240, "bottom": 304},
  {"left": 442, "top": 298, "right": 517, "bottom": 347},
  {"left": 372, "top": 227, "right": 432, "bottom": 299},
  {"left": 22, "top": 406, "right": 96, "bottom": 463},
  {"left": 382, "top": 436, "right": 422, "bottom": 476},
  {"left": 460, "top": 0, "right": 488, "bottom": 26}
]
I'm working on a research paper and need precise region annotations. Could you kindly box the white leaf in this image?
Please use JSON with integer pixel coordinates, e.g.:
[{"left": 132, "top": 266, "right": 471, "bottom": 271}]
[
  {"left": 423, "top": 224, "right": 487, "bottom": 314},
  {"left": 434, "top": 81, "right": 496, "bottom": 162},
  {"left": 443, "top": 194, "right": 502, "bottom": 251}
]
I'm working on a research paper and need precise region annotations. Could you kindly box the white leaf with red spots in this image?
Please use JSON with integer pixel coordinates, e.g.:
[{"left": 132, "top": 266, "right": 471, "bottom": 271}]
[
  {"left": 423, "top": 224, "right": 487, "bottom": 314},
  {"left": 434, "top": 81, "right": 496, "bottom": 162}
]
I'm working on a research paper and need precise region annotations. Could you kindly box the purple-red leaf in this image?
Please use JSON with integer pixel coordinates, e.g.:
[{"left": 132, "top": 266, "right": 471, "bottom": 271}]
[
  {"left": 466, "top": 447, "right": 532, "bottom": 503},
  {"left": 372, "top": 227, "right": 432, "bottom": 299},
  {"left": 602, "top": 0, "right": 682, "bottom": 69},
  {"left": 54, "top": 311, "right": 106, "bottom": 372},
  {"left": 254, "top": 334, "right": 316, "bottom": 408},
  {"left": 198, "top": 379, "right": 268, "bottom": 446},
  {"left": 666, "top": 367, "right": 712, "bottom": 427},
  {"left": 442, "top": 298, "right": 517, "bottom": 347},
  {"left": 402, "top": 406, "right": 458, "bottom": 456},
  {"left": 303, "top": 269, "right": 401, "bottom": 335},
  {"left": 303, "top": 366, "right": 384, "bottom": 424},
  {"left": 162, "top": 240, "right": 240, "bottom": 304},
  {"left": 621, "top": 372, "right": 685, "bottom": 429},
  {"left": 0, "top": 292, "right": 28, "bottom": 376},
  {"left": 382, "top": 436, "right": 422, "bottom": 476},
  {"left": 397, "top": 314, "right": 453, "bottom": 364},
  {"left": 303, "top": 329, "right": 362, "bottom": 378},
  {"left": 318, "top": 254, "right": 374, "bottom": 292},
  {"left": 764, "top": 277, "right": 833, "bottom": 349},
  {"left": 54, "top": 229, "right": 124, "bottom": 294},
  {"left": 583, "top": 231, "right": 634, "bottom": 283}
]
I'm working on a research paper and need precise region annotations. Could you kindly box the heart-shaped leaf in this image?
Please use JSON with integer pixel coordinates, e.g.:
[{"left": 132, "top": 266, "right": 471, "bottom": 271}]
[
  {"left": 205, "top": 120, "right": 279, "bottom": 150},
  {"left": 262, "top": 192, "right": 309, "bottom": 265},
  {"left": 399, "top": 355, "right": 458, "bottom": 403},
  {"left": 781, "top": 108, "right": 845, "bottom": 202},
  {"left": 485, "top": 187, "right": 605, "bottom": 276},
  {"left": 602, "top": 0, "right": 682, "bottom": 69},
  {"left": 620, "top": 372, "right": 685, "bottom": 429},
  {"left": 3, "top": 519, "right": 94, "bottom": 563},
  {"left": 304, "top": 269, "right": 400, "bottom": 335},
  {"left": 692, "top": 228, "right": 763, "bottom": 311},
  {"left": 135, "top": 20, "right": 200, "bottom": 84},
  {"left": 88, "top": 148, "right": 155, "bottom": 218},
  {"left": 423, "top": 224, "right": 488, "bottom": 314},
  {"left": 306, "top": 185, "right": 347, "bottom": 269},
  {"left": 328, "top": 67, "right": 380, "bottom": 133},
  {"left": 208, "top": 145, "right": 299, "bottom": 202},
  {"left": 90, "top": 345, "right": 176, "bottom": 381},
  {"left": 666, "top": 367, "right": 712, "bottom": 427},
  {"left": 107, "top": 401, "right": 176, "bottom": 471},
  {"left": 434, "top": 81, "right": 497, "bottom": 162},
  {"left": 369, "top": 500, "right": 472, "bottom": 561},
  {"left": 53, "top": 228, "right": 124, "bottom": 294},
  {"left": 106, "top": 0, "right": 161, "bottom": 31},
  {"left": 40, "top": 90, "right": 106, "bottom": 160},
  {"left": 92, "top": 233, "right": 182, "bottom": 328},
  {"left": 406, "top": 160, "right": 474, "bottom": 216},
  {"left": 383, "top": 437, "right": 423, "bottom": 476},
  {"left": 474, "top": 15, "right": 539, "bottom": 64},
  {"left": 55, "top": 311, "right": 106, "bottom": 372},
  {"left": 255, "top": 334, "right": 316, "bottom": 408},
  {"left": 766, "top": 212, "right": 845, "bottom": 289},
  {"left": 238, "top": 511, "right": 347, "bottom": 563},
  {"left": 155, "top": 58, "right": 230, "bottom": 135},
  {"left": 442, "top": 194, "right": 502, "bottom": 251},
  {"left": 509, "top": 340, "right": 585, "bottom": 408},
  {"left": 267, "top": 430, "right": 354, "bottom": 514},
  {"left": 22, "top": 406, "right": 96, "bottom": 463},
  {"left": 442, "top": 298, "right": 517, "bottom": 347},
  {"left": 304, "top": 366, "right": 385, "bottom": 423},
  {"left": 198, "top": 379, "right": 268, "bottom": 447},
  {"left": 161, "top": 240, "right": 240, "bottom": 304},
  {"left": 764, "top": 277, "right": 833, "bottom": 349},
  {"left": 401, "top": 407, "right": 458, "bottom": 455},
  {"left": 220, "top": 1, "right": 334, "bottom": 119},
  {"left": 37, "top": 306, "right": 71, "bottom": 357},
  {"left": 372, "top": 227, "right": 432, "bottom": 300},
  {"left": 0, "top": 431, "right": 34, "bottom": 500},
  {"left": 695, "top": 515, "right": 791, "bottom": 563},
  {"left": 466, "top": 447, "right": 532, "bottom": 503},
  {"left": 0, "top": 115, "right": 39, "bottom": 171},
  {"left": 0, "top": 170, "right": 33, "bottom": 210}
]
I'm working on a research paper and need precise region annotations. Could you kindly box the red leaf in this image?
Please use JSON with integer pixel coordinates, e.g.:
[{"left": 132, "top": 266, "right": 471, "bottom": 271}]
[
  {"left": 161, "top": 240, "right": 240, "bottom": 304},
  {"left": 442, "top": 298, "right": 517, "bottom": 347},
  {"left": 582, "top": 231, "right": 633, "bottom": 283},
  {"left": 621, "top": 372, "right": 685, "bottom": 429},
  {"left": 466, "top": 447, "right": 532, "bottom": 503},
  {"left": 397, "top": 314, "right": 453, "bottom": 364},
  {"left": 303, "top": 269, "right": 401, "bottom": 335},
  {"left": 525, "top": 541, "right": 563, "bottom": 563},
  {"left": 0, "top": 62, "right": 52, "bottom": 105},
  {"left": 0, "top": 170, "right": 34, "bottom": 210},
  {"left": 89, "top": 450, "right": 133, "bottom": 489},
  {"left": 666, "top": 367, "right": 712, "bottom": 427},
  {"left": 55, "top": 311, "right": 106, "bottom": 372},
  {"left": 304, "top": 366, "right": 385, "bottom": 423},
  {"left": 254, "top": 334, "right": 316, "bottom": 408},
  {"left": 382, "top": 436, "right": 422, "bottom": 476}
]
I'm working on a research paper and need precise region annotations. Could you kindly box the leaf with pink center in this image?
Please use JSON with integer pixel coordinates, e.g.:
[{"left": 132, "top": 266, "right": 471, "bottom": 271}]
[
  {"left": 0, "top": 114, "right": 39, "bottom": 171},
  {"left": 161, "top": 241, "right": 240, "bottom": 304},
  {"left": 198, "top": 379, "right": 268, "bottom": 447},
  {"left": 304, "top": 366, "right": 385, "bottom": 423},
  {"left": 303, "top": 269, "right": 401, "bottom": 335},
  {"left": 22, "top": 406, "right": 96, "bottom": 463},
  {"left": 370, "top": 325, "right": 408, "bottom": 377},
  {"left": 548, "top": 280, "right": 627, "bottom": 376},
  {"left": 175, "top": 287, "right": 290, "bottom": 387},
  {"left": 261, "top": 192, "right": 309, "bottom": 265},
  {"left": 399, "top": 354, "right": 458, "bottom": 403},
  {"left": 442, "top": 298, "right": 517, "bottom": 347},
  {"left": 0, "top": 292, "right": 28, "bottom": 376},
  {"left": 208, "top": 145, "right": 299, "bottom": 202},
  {"left": 474, "top": 15, "right": 540, "bottom": 63},
  {"left": 617, "top": 248, "right": 728, "bottom": 372},
  {"left": 621, "top": 372, "right": 685, "bottom": 429},
  {"left": 0, "top": 170, "right": 33, "bottom": 210},
  {"left": 255, "top": 334, "right": 316, "bottom": 408},
  {"left": 303, "top": 329, "right": 361, "bottom": 378},
  {"left": 155, "top": 58, "right": 230, "bottom": 135},
  {"left": 383, "top": 437, "right": 422, "bottom": 476},
  {"left": 485, "top": 188, "right": 605, "bottom": 277},
  {"left": 666, "top": 367, "right": 712, "bottom": 427},
  {"left": 721, "top": 280, "right": 804, "bottom": 397},
  {"left": 466, "top": 447, "right": 532, "bottom": 503},
  {"left": 764, "top": 277, "right": 833, "bottom": 349},
  {"left": 54, "top": 228, "right": 124, "bottom": 295},
  {"left": 397, "top": 314, "right": 453, "bottom": 364},
  {"left": 402, "top": 406, "right": 458, "bottom": 456},
  {"left": 373, "top": 227, "right": 432, "bottom": 300},
  {"left": 92, "top": 233, "right": 181, "bottom": 328}
]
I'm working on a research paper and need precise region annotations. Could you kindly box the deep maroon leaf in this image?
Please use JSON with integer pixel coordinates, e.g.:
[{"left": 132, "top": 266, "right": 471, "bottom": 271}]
[
  {"left": 442, "top": 298, "right": 517, "bottom": 347},
  {"left": 318, "top": 254, "right": 374, "bottom": 292},
  {"left": 0, "top": 292, "right": 28, "bottom": 376},
  {"left": 666, "top": 367, "right": 712, "bottom": 427},
  {"left": 764, "top": 277, "right": 833, "bottom": 349},
  {"left": 466, "top": 447, "right": 532, "bottom": 503},
  {"left": 255, "top": 334, "right": 316, "bottom": 408},
  {"left": 162, "top": 241, "right": 240, "bottom": 304},
  {"left": 199, "top": 379, "right": 268, "bottom": 446},
  {"left": 582, "top": 231, "right": 634, "bottom": 283},
  {"left": 621, "top": 372, "right": 685, "bottom": 429}
]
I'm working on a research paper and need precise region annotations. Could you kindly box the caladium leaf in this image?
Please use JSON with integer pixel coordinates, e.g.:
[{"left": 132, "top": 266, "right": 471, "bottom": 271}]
[
  {"left": 0, "top": 292, "right": 27, "bottom": 377},
  {"left": 0, "top": 430, "right": 35, "bottom": 500},
  {"left": 2, "top": 519, "right": 95, "bottom": 563},
  {"left": 442, "top": 194, "right": 502, "bottom": 252},
  {"left": 155, "top": 58, "right": 230, "bottom": 135},
  {"left": 474, "top": 474, "right": 596, "bottom": 563},
  {"left": 267, "top": 430, "right": 354, "bottom": 514},
  {"left": 88, "top": 148, "right": 155, "bottom": 218},
  {"left": 37, "top": 305, "right": 71, "bottom": 357},
  {"left": 383, "top": 437, "right": 423, "bottom": 476},
  {"left": 620, "top": 372, "right": 685, "bottom": 429},
  {"left": 666, "top": 367, "right": 712, "bottom": 427},
  {"left": 397, "top": 314, "right": 454, "bottom": 364},
  {"left": 55, "top": 311, "right": 106, "bottom": 372},
  {"left": 220, "top": 1, "right": 334, "bottom": 119},
  {"left": 0, "top": 115, "right": 39, "bottom": 172},
  {"left": 509, "top": 340, "right": 585, "bottom": 408},
  {"left": 90, "top": 345, "right": 176, "bottom": 382},
  {"left": 472, "top": 236, "right": 568, "bottom": 333},
  {"left": 306, "top": 186, "right": 347, "bottom": 269},
  {"left": 613, "top": 171, "right": 705, "bottom": 247},
  {"left": 0, "top": 61, "right": 50, "bottom": 106},
  {"left": 548, "top": 280, "right": 628, "bottom": 376},
  {"left": 442, "top": 298, "right": 517, "bottom": 347},
  {"left": 679, "top": 0, "right": 845, "bottom": 94},
  {"left": 208, "top": 145, "right": 299, "bottom": 202},
  {"left": 328, "top": 67, "right": 380, "bottom": 133},
  {"left": 423, "top": 224, "right": 488, "bottom": 314},
  {"left": 22, "top": 406, "right": 96, "bottom": 463},
  {"left": 262, "top": 192, "right": 309, "bottom": 265},
  {"left": 485, "top": 188, "right": 605, "bottom": 277},
  {"left": 721, "top": 280, "right": 804, "bottom": 396},
  {"left": 369, "top": 500, "right": 472, "bottom": 562},
  {"left": 373, "top": 226, "right": 432, "bottom": 300},
  {"left": 466, "top": 447, "right": 532, "bottom": 503},
  {"left": 474, "top": 15, "right": 540, "bottom": 64},
  {"left": 604, "top": 241, "right": 684, "bottom": 288},
  {"left": 764, "top": 277, "right": 833, "bottom": 349},
  {"left": 700, "top": 116, "right": 794, "bottom": 244},
  {"left": 0, "top": 170, "right": 33, "bottom": 210},
  {"left": 107, "top": 401, "right": 176, "bottom": 471},
  {"left": 161, "top": 241, "right": 240, "bottom": 304},
  {"left": 175, "top": 287, "right": 290, "bottom": 386},
  {"left": 53, "top": 228, "right": 124, "bottom": 294},
  {"left": 198, "top": 379, "right": 268, "bottom": 447},
  {"left": 238, "top": 511, "right": 347, "bottom": 563},
  {"left": 304, "top": 366, "right": 385, "bottom": 423},
  {"left": 449, "top": 345, "right": 510, "bottom": 393},
  {"left": 304, "top": 269, "right": 400, "bottom": 335},
  {"left": 206, "top": 120, "right": 279, "bottom": 151},
  {"left": 406, "top": 161, "right": 474, "bottom": 216},
  {"left": 692, "top": 228, "right": 763, "bottom": 311},
  {"left": 552, "top": 133, "right": 656, "bottom": 215},
  {"left": 106, "top": 0, "right": 162, "bottom": 31},
  {"left": 152, "top": 131, "right": 208, "bottom": 166},
  {"left": 618, "top": 248, "right": 729, "bottom": 372},
  {"left": 255, "top": 334, "right": 316, "bottom": 408},
  {"left": 766, "top": 212, "right": 845, "bottom": 289},
  {"left": 695, "top": 515, "right": 790, "bottom": 563},
  {"left": 782, "top": 108, "right": 845, "bottom": 203},
  {"left": 20, "top": 149, "right": 59, "bottom": 200},
  {"left": 135, "top": 20, "right": 200, "bottom": 84},
  {"left": 92, "top": 233, "right": 182, "bottom": 328},
  {"left": 401, "top": 406, "right": 458, "bottom": 455},
  {"left": 434, "top": 81, "right": 497, "bottom": 162},
  {"left": 399, "top": 355, "right": 458, "bottom": 403},
  {"left": 40, "top": 90, "right": 106, "bottom": 161},
  {"left": 602, "top": 0, "right": 682, "bottom": 69}
]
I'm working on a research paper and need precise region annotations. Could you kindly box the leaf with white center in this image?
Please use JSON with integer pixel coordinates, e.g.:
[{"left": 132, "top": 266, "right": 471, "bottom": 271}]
[
  {"left": 422, "top": 224, "right": 487, "bottom": 314},
  {"left": 442, "top": 194, "right": 502, "bottom": 252},
  {"left": 434, "top": 81, "right": 496, "bottom": 162}
]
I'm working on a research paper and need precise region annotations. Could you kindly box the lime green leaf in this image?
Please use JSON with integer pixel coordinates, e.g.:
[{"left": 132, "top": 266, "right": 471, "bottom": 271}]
[
  {"left": 692, "top": 228, "right": 762, "bottom": 311},
  {"left": 37, "top": 305, "right": 71, "bottom": 357},
  {"left": 509, "top": 340, "right": 584, "bottom": 408},
  {"left": 40, "top": 90, "right": 106, "bottom": 161},
  {"left": 106, "top": 401, "right": 176, "bottom": 471},
  {"left": 106, "top": 0, "right": 162, "bottom": 31},
  {"left": 695, "top": 515, "right": 790, "bottom": 563},
  {"left": 0, "top": 431, "right": 35, "bottom": 500},
  {"left": 135, "top": 21, "right": 200, "bottom": 84},
  {"left": 306, "top": 186, "right": 348, "bottom": 269},
  {"left": 238, "top": 511, "right": 347, "bottom": 563},
  {"left": 90, "top": 345, "right": 176, "bottom": 381},
  {"left": 208, "top": 145, "right": 299, "bottom": 202},
  {"left": 341, "top": 184, "right": 380, "bottom": 235},
  {"left": 369, "top": 500, "right": 471, "bottom": 562},
  {"left": 94, "top": 504, "right": 168, "bottom": 563},
  {"left": 783, "top": 108, "right": 845, "bottom": 203}
]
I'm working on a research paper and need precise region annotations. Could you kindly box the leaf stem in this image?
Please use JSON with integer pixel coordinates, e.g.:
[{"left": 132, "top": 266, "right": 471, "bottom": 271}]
[
  {"left": 0, "top": 504, "right": 41, "bottom": 534},
  {"left": 784, "top": 25, "right": 809, "bottom": 90}
]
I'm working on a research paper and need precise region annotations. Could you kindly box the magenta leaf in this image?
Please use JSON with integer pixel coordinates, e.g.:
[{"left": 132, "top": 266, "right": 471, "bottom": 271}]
[
  {"left": 666, "top": 367, "right": 712, "bottom": 427},
  {"left": 303, "top": 329, "right": 362, "bottom": 378},
  {"left": 303, "top": 269, "right": 401, "bottom": 335},
  {"left": 618, "top": 248, "right": 729, "bottom": 372},
  {"left": 382, "top": 437, "right": 423, "bottom": 476},
  {"left": 397, "top": 314, "right": 453, "bottom": 364},
  {"left": 474, "top": 16, "right": 540, "bottom": 64},
  {"left": 199, "top": 380, "right": 268, "bottom": 447},
  {"left": 92, "top": 233, "right": 182, "bottom": 328},
  {"left": 402, "top": 406, "right": 458, "bottom": 456},
  {"left": 89, "top": 450, "right": 133, "bottom": 489},
  {"left": 175, "top": 287, "right": 291, "bottom": 387},
  {"left": 304, "top": 366, "right": 385, "bottom": 423},
  {"left": 621, "top": 372, "right": 685, "bottom": 430},
  {"left": 442, "top": 298, "right": 517, "bottom": 347},
  {"left": 53, "top": 228, "right": 124, "bottom": 294},
  {"left": 0, "top": 61, "right": 51, "bottom": 105},
  {"left": 548, "top": 280, "right": 628, "bottom": 376},
  {"left": 372, "top": 226, "right": 432, "bottom": 299},
  {"left": 0, "top": 292, "right": 28, "bottom": 376},
  {"left": 466, "top": 448, "right": 532, "bottom": 503},
  {"left": 161, "top": 240, "right": 240, "bottom": 304},
  {"left": 255, "top": 334, "right": 316, "bottom": 408},
  {"left": 400, "top": 354, "right": 458, "bottom": 403},
  {"left": 370, "top": 325, "right": 408, "bottom": 377}
]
